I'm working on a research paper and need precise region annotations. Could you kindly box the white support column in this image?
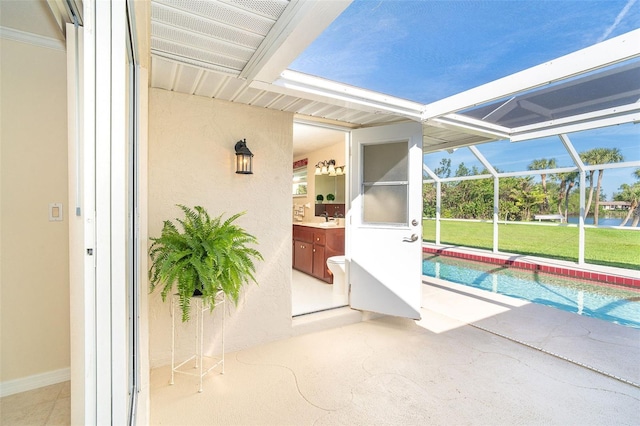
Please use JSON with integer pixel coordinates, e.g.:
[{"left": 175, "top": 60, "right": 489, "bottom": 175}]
[
  {"left": 493, "top": 177, "right": 499, "bottom": 253},
  {"left": 436, "top": 181, "right": 441, "bottom": 245},
  {"left": 559, "top": 134, "right": 586, "bottom": 265},
  {"left": 423, "top": 164, "right": 441, "bottom": 245},
  {"left": 468, "top": 146, "right": 500, "bottom": 253},
  {"left": 469, "top": 146, "right": 498, "bottom": 176},
  {"left": 578, "top": 171, "right": 586, "bottom": 264}
]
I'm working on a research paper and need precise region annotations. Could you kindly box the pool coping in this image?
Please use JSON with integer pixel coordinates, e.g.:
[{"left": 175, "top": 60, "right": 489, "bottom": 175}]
[{"left": 422, "top": 244, "right": 640, "bottom": 289}]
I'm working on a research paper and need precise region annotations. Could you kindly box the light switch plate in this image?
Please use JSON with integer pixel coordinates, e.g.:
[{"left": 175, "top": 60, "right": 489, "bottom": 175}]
[{"left": 49, "top": 203, "right": 63, "bottom": 221}]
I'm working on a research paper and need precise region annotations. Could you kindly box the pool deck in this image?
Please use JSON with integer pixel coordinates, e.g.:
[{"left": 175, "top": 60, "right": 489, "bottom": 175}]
[
  {"left": 423, "top": 243, "right": 640, "bottom": 288},
  {"left": 149, "top": 278, "right": 640, "bottom": 425}
]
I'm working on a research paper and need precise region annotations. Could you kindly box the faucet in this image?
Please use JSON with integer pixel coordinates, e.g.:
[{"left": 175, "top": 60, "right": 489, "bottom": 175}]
[{"left": 320, "top": 211, "right": 329, "bottom": 222}]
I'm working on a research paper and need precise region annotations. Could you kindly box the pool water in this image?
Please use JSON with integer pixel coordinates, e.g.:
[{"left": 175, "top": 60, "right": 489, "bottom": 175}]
[{"left": 422, "top": 255, "right": 640, "bottom": 329}]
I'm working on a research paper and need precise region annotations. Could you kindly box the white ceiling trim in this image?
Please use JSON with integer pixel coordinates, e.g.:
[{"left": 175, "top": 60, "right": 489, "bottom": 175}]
[
  {"left": 0, "top": 26, "right": 65, "bottom": 51},
  {"left": 510, "top": 110, "right": 640, "bottom": 142},
  {"left": 423, "top": 28, "right": 640, "bottom": 120},
  {"left": 512, "top": 102, "right": 640, "bottom": 134},
  {"left": 433, "top": 113, "right": 511, "bottom": 135},
  {"left": 252, "top": 70, "right": 424, "bottom": 121},
  {"left": 240, "top": 0, "right": 352, "bottom": 82},
  {"left": 422, "top": 134, "right": 494, "bottom": 154},
  {"left": 427, "top": 117, "right": 508, "bottom": 141}
]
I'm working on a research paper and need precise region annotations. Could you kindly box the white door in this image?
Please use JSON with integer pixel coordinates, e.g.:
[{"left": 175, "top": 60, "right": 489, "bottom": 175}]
[{"left": 348, "top": 122, "right": 423, "bottom": 320}]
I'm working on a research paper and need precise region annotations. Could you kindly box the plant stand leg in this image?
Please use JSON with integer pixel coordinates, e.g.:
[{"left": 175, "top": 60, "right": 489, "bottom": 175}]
[
  {"left": 221, "top": 295, "right": 225, "bottom": 375},
  {"left": 198, "top": 298, "right": 204, "bottom": 393},
  {"left": 194, "top": 297, "right": 199, "bottom": 370},
  {"left": 170, "top": 296, "right": 175, "bottom": 385}
]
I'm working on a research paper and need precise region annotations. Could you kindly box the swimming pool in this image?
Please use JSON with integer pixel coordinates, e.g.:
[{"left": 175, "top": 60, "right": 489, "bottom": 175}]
[{"left": 422, "top": 255, "right": 640, "bottom": 329}]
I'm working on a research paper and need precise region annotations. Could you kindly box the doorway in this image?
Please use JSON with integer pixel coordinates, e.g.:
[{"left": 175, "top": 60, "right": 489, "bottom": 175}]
[{"left": 292, "top": 122, "right": 349, "bottom": 316}]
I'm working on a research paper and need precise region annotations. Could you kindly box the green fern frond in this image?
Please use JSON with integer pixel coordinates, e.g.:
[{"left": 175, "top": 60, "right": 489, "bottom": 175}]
[{"left": 148, "top": 205, "right": 262, "bottom": 322}]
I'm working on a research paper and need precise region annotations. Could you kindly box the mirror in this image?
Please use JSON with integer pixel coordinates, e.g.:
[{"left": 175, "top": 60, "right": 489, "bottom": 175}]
[{"left": 315, "top": 174, "right": 346, "bottom": 216}]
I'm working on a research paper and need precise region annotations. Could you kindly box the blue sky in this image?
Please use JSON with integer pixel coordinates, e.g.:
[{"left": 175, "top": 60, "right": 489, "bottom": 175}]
[{"left": 290, "top": 0, "right": 640, "bottom": 200}]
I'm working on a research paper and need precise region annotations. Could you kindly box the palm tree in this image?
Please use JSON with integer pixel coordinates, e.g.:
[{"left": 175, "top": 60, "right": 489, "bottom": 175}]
[
  {"left": 592, "top": 148, "right": 624, "bottom": 225},
  {"left": 579, "top": 149, "right": 598, "bottom": 218},
  {"left": 509, "top": 176, "right": 545, "bottom": 221},
  {"left": 616, "top": 183, "right": 640, "bottom": 227},
  {"left": 555, "top": 171, "right": 579, "bottom": 221},
  {"left": 528, "top": 158, "right": 556, "bottom": 212}
]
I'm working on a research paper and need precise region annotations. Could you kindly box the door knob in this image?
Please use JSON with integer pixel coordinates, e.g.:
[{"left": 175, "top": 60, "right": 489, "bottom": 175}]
[
  {"left": 402, "top": 234, "right": 419, "bottom": 243},
  {"left": 411, "top": 219, "right": 419, "bottom": 226}
]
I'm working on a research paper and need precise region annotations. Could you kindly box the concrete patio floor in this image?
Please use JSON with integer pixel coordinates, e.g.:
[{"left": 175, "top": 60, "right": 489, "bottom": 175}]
[{"left": 150, "top": 279, "right": 640, "bottom": 425}]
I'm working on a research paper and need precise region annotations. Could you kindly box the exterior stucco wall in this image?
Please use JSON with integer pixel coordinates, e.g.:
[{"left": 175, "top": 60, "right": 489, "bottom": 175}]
[
  {"left": 148, "top": 88, "right": 294, "bottom": 367},
  {"left": 0, "top": 38, "right": 70, "bottom": 382}
]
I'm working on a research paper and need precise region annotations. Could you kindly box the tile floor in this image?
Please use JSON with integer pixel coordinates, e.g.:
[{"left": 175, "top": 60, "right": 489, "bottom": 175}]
[
  {"left": 0, "top": 381, "right": 70, "bottom": 426},
  {"left": 291, "top": 269, "right": 347, "bottom": 316}
]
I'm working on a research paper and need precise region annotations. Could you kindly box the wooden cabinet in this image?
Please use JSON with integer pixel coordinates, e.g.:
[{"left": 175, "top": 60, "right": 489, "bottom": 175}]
[
  {"left": 293, "top": 225, "right": 344, "bottom": 283},
  {"left": 312, "top": 244, "right": 326, "bottom": 278},
  {"left": 292, "top": 225, "right": 314, "bottom": 274}
]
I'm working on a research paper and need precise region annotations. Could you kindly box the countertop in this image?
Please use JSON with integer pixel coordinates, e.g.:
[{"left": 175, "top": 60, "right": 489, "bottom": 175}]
[{"left": 293, "top": 222, "right": 345, "bottom": 229}]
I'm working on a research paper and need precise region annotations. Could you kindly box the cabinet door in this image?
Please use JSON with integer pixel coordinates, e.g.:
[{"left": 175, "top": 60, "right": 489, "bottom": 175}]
[
  {"left": 312, "top": 244, "right": 327, "bottom": 281},
  {"left": 294, "top": 241, "right": 313, "bottom": 275},
  {"left": 313, "top": 231, "right": 326, "bottom": 246}
]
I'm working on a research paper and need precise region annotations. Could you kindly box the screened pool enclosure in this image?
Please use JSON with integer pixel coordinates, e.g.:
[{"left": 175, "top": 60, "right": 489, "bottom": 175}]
[{"left": 420, "top": 31, "right": 640, "bottom": 267}]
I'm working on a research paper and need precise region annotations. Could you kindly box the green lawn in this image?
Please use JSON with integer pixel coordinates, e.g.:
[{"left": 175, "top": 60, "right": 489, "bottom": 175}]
[{"left": 422, "top": 219, "right": 640, "bottom": 270}]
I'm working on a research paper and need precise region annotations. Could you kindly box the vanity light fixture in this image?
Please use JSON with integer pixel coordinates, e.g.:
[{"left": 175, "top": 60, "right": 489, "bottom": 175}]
[
  {"left": 315, "top": 160, "right": 327, "bottom": 175},
  {"left": 234, "top": 139, "right": 253, "bottom": 174},
  {"left": 315, "top": 159, "right": 342, "bottom": 176}
]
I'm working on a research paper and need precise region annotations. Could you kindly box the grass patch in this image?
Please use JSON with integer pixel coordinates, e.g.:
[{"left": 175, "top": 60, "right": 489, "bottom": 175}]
[{"left": 423, "top": 219, "right": 640, "bottom": 270}]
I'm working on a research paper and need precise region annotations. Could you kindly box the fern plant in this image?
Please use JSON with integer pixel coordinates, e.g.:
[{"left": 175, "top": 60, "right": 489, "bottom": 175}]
[{"left": 149, "top": 205, "right": 263, "bottom": 322}]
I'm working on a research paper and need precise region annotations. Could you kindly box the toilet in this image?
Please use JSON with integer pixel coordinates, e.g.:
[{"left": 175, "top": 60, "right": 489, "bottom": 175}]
[{"left": 327, "top": 256, "right": 346, "bottom": 296}]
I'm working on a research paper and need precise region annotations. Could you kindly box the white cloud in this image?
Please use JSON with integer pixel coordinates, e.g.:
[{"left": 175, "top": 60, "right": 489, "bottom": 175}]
[{"left": 598, "top": 0, "right": 638, "bottom": 41}]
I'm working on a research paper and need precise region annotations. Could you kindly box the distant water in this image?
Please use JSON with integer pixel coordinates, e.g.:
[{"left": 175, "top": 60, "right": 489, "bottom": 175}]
[{"left": 567, "top": 216, "right": 632, "bottom": 227}]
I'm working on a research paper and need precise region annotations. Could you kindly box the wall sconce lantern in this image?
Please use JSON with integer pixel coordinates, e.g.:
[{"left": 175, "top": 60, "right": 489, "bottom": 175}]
[{"left": 234, "top": 139, "right": 253, "bottom": 174}]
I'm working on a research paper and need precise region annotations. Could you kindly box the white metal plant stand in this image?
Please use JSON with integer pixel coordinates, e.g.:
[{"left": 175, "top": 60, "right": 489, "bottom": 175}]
[{"left": 170, "top": 291, "right": 225, "bottom": 392}]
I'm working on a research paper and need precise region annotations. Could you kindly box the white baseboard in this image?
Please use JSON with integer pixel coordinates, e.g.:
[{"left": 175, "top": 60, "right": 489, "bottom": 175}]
[{"left": 0, "top": 367, "right": 70, "bottom": 398}]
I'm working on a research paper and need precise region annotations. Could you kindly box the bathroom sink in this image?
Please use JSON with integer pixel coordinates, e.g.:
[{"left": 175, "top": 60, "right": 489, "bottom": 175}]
[
  {"left": 317, "top": 222, "right": 338, "bottom": 227},
  {"left": 297, "top": 222, "right": 339, "bottom": 228}
]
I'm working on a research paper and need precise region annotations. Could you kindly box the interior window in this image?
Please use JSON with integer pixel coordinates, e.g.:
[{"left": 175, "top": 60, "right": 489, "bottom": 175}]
[{"left": 293, "top": 166, "right": 308, "bottom": 196}]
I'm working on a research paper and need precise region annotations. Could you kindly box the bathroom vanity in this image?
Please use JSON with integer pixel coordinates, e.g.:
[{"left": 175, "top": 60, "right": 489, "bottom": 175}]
[{"left": 292, "top": 223, "right": 345, "bottom": 283}]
